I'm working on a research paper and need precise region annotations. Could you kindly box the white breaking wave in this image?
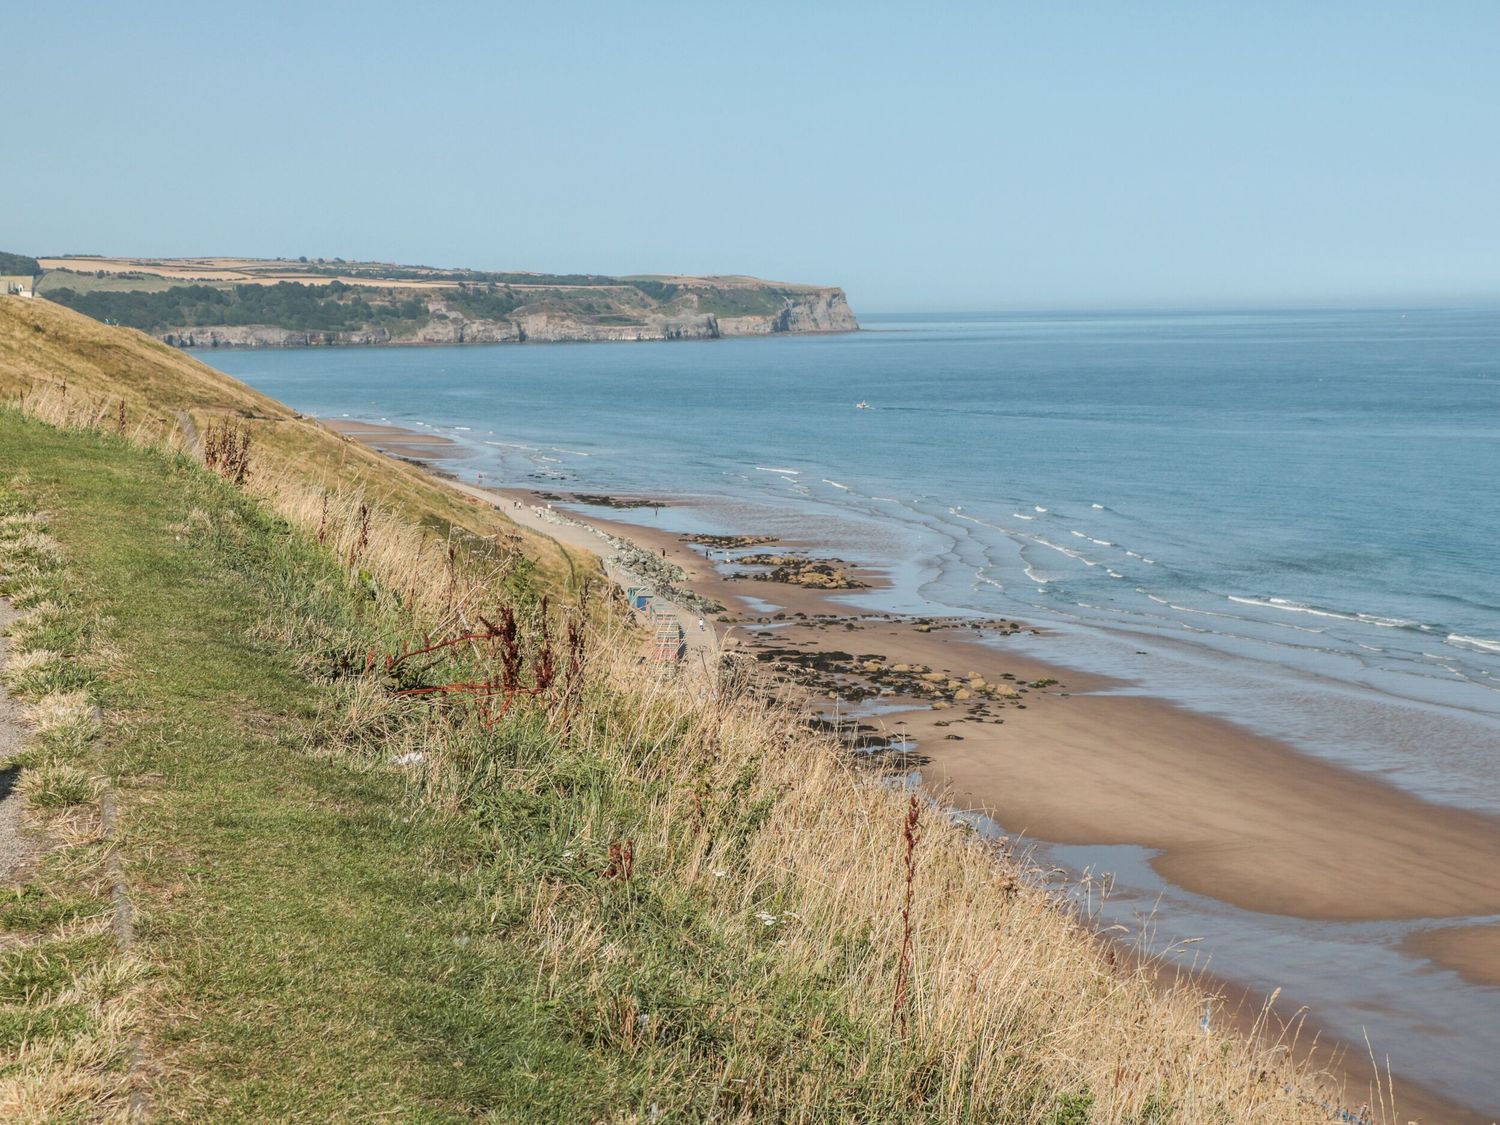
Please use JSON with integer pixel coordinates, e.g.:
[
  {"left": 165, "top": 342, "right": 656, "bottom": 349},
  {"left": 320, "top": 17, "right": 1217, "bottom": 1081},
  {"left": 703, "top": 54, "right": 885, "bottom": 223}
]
[
  {"left": 1091, "top": 539, "right": 1113, "bottom": 547},
  {"left": 1070, "top": 530, "right": 1088, "bottom": 539},
  {"left": 822, "top": 479, "right": 850, "bottom": 490},
  {"left": 756, "top": 466, "right": 800, "bottom": 475},
  {"left": 1091, "top": 503, "right": 1104, "bottom": 509},
  {"left": 1448, "top": 634, "right": 1500, "bottom": 654},
  {"left": 1032, "top": 537, "right": 1097, "bottom": 566},
  {"left": 1012, "top": 513, "right": 1034, "bottom": 521},
  {"left": 1229, "top": 596, "right": 1423, "bottom": 633},
  {"left": 1034, "top": 505, "right": 1048, "bottom": 513},
  {"left": 552, "top": 447, "right": 590, "bottom": 456}
]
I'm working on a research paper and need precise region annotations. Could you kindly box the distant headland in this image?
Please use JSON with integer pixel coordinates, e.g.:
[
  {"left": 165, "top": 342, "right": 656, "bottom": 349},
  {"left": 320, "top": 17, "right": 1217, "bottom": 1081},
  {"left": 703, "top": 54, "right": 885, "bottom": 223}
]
[{"left": 29, "top": 254, "right": 859, "bottom": 348}]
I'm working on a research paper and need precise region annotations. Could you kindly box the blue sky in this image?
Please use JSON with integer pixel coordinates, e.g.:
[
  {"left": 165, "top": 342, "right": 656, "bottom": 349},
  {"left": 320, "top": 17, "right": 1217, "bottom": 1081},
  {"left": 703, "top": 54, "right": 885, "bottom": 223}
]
[{"left": 5, "top": 1, "right": 1498, "bottom": 311}]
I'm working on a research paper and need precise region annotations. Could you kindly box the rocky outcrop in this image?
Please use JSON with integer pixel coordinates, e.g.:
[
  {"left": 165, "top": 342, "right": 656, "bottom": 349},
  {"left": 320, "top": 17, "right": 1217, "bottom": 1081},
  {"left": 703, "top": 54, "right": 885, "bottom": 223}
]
[
  {"left": 159, "top": 286, "right": 858, "bottom": 349},
  {"left": 719, "top": 289, "right": 858, "bottom": 336}
]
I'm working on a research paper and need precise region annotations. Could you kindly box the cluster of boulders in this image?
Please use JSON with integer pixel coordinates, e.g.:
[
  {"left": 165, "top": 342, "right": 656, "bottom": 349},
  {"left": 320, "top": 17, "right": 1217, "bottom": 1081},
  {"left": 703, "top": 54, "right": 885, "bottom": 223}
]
[
  {"left": 734, "top": 553, "right": 868, "bottom": 590},
  {"left": 682, "top": 534, "right": 778, "bottom": 549},
  {"left": 853, "top": 661, "right": 1037, "bottom": 707},
  {"left": 751, "top": 637, "right": 1058, "bottom": 710}
]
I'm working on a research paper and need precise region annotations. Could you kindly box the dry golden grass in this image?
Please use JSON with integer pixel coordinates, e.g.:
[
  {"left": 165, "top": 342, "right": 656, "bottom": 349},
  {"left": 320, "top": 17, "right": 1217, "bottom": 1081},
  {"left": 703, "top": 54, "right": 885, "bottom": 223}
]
[{"left": 0, "top": 296, "right": 589, "bottom": 598}]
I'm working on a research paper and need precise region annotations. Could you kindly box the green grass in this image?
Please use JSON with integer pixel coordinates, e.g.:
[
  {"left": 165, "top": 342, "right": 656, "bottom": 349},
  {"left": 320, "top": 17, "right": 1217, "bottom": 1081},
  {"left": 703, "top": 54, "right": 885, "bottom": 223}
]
[
  {"left": 0, "top": 412, "right": 618, "bottom": 1118},
  {"left": 0, "top": 411, "right": 907, "bottom": 1121}
]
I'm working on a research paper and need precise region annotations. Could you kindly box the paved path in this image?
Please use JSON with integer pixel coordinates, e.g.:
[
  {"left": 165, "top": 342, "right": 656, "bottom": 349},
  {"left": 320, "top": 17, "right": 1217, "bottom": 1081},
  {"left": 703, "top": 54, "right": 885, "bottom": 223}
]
[{"left": 444, "top": 480, "right": 722, "bottom": 678}]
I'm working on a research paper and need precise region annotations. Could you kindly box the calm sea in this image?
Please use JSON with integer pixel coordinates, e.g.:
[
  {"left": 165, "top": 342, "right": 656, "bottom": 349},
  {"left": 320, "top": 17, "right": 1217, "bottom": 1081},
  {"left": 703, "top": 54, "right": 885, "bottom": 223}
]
[
  {"left": 208, "top": 309, "right": 1500, "bottom": 1111},
  {"left": 210, "top": 308, "right": 1500, "bottom": 812}
]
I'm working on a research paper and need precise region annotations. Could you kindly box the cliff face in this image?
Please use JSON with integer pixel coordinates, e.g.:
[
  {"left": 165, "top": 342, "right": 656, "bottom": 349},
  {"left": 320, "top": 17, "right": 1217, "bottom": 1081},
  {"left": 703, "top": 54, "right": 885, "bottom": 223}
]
[
  {"left": 158, "top": 287, "right": 857, "bottom": 349},
  {"left": 161, "top": 326, "right": 394, "bottom": 348},
  {"left": 721, "top": 289, "right": 857, "bottom": 336},
  {"left": 37, "top": 258, "right": 858, "bottom": 349}
]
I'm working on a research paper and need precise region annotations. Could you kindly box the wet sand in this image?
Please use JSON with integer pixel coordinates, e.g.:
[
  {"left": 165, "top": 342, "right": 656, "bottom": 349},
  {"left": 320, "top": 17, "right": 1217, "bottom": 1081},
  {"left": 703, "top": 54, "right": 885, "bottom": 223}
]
[
  {"left": 1404, "top": 924, "right": 1500, "bottom": 989},
  {"left": 325, "top": 419, "right": 466, "bottom": 460}
]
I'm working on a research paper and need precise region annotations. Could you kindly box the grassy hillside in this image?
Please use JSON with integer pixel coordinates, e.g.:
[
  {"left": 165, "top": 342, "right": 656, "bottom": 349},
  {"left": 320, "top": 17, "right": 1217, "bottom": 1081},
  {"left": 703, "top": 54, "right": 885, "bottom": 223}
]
[
  {"left": 0, "top": 296, "right": 588, "bottom": 594},
  {"left": 0, "top": 300, "right": 1352, "bottom": 1121}
]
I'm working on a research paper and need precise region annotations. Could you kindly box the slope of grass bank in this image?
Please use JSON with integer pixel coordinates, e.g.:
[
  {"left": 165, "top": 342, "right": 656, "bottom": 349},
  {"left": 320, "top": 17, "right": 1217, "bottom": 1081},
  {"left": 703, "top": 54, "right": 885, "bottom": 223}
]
[
  {"left": 0, "top": 295, "right": 587, "bottom": 596},
  {"left": 0, "top": 302, "right": 1352, "bottom": 1121}
]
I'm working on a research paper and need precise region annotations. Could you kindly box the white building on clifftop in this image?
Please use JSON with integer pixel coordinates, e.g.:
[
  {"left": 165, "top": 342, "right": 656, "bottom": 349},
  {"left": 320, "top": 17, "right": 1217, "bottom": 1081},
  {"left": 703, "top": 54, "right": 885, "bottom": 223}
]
[{"left": 2, "top": 274, "right": 36, "bottom": 298}]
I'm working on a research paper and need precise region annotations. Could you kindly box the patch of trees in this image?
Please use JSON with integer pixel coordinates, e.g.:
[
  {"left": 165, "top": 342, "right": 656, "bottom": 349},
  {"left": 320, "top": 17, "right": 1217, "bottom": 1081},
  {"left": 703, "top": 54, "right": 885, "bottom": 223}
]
[
  {"left": 443, "top": 283, "right": 525, "bottom": 321},
  {"left": 47, "top": 282, "right": 429, "bottom": 333},
  {"left": 0, "top": 251, "right": 41, "bottom": 275}
]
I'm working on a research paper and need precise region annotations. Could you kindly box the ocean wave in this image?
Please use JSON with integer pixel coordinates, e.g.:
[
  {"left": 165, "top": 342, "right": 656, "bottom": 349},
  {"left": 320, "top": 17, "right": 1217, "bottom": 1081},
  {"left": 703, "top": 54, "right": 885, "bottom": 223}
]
[
  {"left": 756, "top": 466, "right": 800, "bottom": 475},
  {"left": 1012, "top": 513, "right": 1035, "bottom": 520},
  {"left": 551, "top": 447, "right": 590, "bottom": 456},
  {"left": 1034, "top": 505, "right": 1048, "bottom": 513},
  {"left": 1032, "top": 537, "right": 1097, "bottom": 566},
  {"left": 822, "top": 479, "right": 851, "bottom": 490},
  {"left": 454, "top": 426, "right": 472, "bottom": 431},
  {"left": 1070, "top": 530, "right": 1088, "bottom": 539},
  {"left": 1091, "top": 539, "right": 1113, "bottom": 547},
  {"left": 1228, "top": 595, "right": 1426, "bottom": 634},
  {"left": 1357, "top": 613, "right": 1419, "bottom": 628},
  {"left": 1023, "top": 565, "right": 1050, "bottom": 585},
  {"left": 1091, "top": 503, "right": 1105, "bottom": 509},
  {"left": 1447, "top": 634, "right": 1500, "bottom": 654}
]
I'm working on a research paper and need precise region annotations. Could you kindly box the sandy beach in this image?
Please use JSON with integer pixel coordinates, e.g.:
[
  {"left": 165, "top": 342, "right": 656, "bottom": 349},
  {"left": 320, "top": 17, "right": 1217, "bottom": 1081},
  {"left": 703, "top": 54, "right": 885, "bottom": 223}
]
[{"left": 328, "top": 418, "right": 1500, "bottom": 1123}]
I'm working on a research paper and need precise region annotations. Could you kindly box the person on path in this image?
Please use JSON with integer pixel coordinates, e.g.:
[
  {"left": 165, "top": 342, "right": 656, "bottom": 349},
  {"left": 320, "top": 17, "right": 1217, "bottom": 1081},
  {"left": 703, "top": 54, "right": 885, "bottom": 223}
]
[{"left": 697, "top": 618, "right": 705, "bottom": 632}]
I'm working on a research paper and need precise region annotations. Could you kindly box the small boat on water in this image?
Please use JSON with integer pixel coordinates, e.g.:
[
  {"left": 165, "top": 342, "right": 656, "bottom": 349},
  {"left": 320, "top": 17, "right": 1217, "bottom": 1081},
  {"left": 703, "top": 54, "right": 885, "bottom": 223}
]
[{"left": 856, "top": 401, "right": 870, "bottom": 410}]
